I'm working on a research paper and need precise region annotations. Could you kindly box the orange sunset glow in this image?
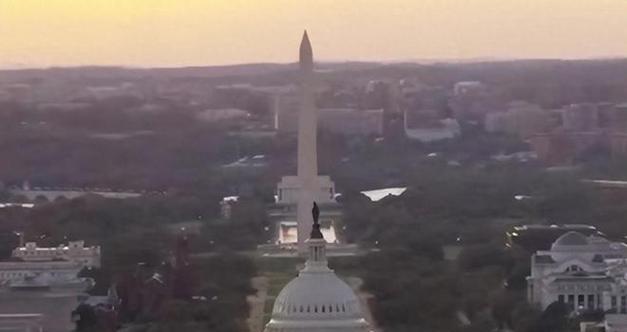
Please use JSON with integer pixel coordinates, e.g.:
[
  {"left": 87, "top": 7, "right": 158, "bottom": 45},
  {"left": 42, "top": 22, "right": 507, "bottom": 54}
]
[{"left": 1, "top": 0, "right": 627, "bottom": 67}]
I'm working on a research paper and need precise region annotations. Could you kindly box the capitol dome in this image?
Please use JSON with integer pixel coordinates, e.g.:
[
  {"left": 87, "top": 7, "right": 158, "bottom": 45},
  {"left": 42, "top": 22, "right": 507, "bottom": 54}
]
[{"left": 264, "top": 203, "right": 371, "bottom": 332}]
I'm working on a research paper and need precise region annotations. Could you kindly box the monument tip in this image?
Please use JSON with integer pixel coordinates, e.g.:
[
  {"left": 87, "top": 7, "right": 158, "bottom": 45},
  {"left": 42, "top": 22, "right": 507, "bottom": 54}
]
[{"left": 299, "top": 30, "right": 313, "bottom": 72}]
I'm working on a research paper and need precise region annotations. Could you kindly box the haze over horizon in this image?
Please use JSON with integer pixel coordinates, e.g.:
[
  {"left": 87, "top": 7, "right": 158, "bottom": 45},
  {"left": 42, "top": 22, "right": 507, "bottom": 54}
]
[{"left": 2, "top": 0, "right": 627, "bottom": 69}]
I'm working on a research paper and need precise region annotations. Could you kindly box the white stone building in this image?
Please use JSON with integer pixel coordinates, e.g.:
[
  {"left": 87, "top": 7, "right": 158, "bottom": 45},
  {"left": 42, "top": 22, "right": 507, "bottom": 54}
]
[
  {"left": 0, "top": 241, "right": 97, "bottom": 332},
  {"left": 404, "top": 110, "right": 460, "bottom": 143},
  {"left": 277, "top": 176, "right": 336, "bottom": 205},
  {"left": 272, "top": 175, "right": 341, "bottom": 245},
  {"left": 12, "top": 241, "right": 101, "bottom": 268},
  {"left": 264, "top": 204, "right": 371, "bottom": 332},
  {"left": 0, "top": 261, "right": 83, "bottom": 284},
  {"left": 527, "top": 231, "right": 627, "bottom": 313}
]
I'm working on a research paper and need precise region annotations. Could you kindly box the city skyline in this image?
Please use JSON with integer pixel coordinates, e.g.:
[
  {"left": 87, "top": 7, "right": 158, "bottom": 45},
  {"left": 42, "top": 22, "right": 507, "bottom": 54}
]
[{"left": 2, "top": 0, "right": 627, "bottom": 68}]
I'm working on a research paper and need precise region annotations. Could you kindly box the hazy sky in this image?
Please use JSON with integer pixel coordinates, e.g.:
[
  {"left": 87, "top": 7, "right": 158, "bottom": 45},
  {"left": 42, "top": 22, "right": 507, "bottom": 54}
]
[{"left": 1, "top": 0, "right": 627, "bottom": 68}]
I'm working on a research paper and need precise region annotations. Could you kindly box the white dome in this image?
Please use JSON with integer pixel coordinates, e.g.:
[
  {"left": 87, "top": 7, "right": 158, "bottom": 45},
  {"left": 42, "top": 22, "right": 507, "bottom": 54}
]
[
  {"left": 551, "top": 231, "right": 589, "bottom": 251},
  {"left": 550, "top": 231, "right": 597, "bottom": 262},
  {"left": 273, "top": 270, "right": 361, "bottom": 318},
  {"left": 264, "top": 239, "right": 371, "bottom": 332}
]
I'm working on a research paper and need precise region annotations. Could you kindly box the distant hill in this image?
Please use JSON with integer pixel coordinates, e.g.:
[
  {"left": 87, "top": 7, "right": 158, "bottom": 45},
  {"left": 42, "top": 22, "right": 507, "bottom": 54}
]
[{"left": 0, "top": 61, "right": 388, "bottom": 82}]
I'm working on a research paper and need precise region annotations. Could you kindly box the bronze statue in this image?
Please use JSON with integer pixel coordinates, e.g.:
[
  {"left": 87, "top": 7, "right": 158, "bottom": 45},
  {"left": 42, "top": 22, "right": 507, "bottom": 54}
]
[
  {"left": 310, "top": 202, "right": 323, "bottom": 239},
  {"left": 312, "top": 202, "right": 319, "bottom": 225}
]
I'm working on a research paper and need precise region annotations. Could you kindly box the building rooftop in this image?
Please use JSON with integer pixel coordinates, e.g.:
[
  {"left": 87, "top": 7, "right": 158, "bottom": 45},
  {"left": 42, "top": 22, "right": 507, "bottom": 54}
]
[{"left": 360, "top": 187, "right": 407, "bottom": 202}]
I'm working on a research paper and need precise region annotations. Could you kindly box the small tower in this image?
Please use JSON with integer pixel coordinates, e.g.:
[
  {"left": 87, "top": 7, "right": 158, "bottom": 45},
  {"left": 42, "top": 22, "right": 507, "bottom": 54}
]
[{"left": 304, "top": 202, "right": 327, "bottom": 268}]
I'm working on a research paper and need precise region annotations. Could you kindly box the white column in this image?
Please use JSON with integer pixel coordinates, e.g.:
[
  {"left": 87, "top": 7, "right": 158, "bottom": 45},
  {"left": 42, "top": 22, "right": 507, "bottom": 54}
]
[{"left": 296, "top": 32, "right": 318, "bottom": 253}]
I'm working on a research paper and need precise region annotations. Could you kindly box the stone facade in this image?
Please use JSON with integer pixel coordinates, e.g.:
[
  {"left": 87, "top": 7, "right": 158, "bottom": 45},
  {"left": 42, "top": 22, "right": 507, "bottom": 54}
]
[{"left": 527, "top": 231, "right": 627, "bottom": 314}]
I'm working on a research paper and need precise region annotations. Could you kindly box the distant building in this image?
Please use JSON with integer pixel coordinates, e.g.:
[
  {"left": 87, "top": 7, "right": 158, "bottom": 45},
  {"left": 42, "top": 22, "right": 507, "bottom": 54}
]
[
  {"left": 404, "top": 110, "right": 460, "bottom": 142},
  {"left": 0, "top": 239, "right": 100, "bottom": 284},
  {"left": 454, "top": 81, "right": 486, "bottom": 96},
  {"left": 222, "top": 155, "right": 268, "bottom": 169},
  {"left": 449, "top": 81, "right": 500, "bottom": 123},
  {"left": 9, "top": 184, "right": 142, "bottom": 203},
  {"left": 277, "top": 106, "right": 384, "bottom": 136},
  {"left": 529, "top": 131, "right": 604, "bottom": 165},
  {"left": 82, "top": 83, "right": 142, "bottom": 101},
  {"left": 274, "top": 94, "right": 300, "bottom": 133},
  {"left": 561, "top": 103, "right": 600, "bottom": 132},
  {"left": 318, "top": 108, "right": 384, "bottom": 136},
  {"left": 12, "top": 241, "right": 101, "bottom": 268},
  {"left": 195, "top": 108, "right": 250, "bottom": 122},
  {"left": 214, "top": 83, "right": 295, "bottom": 132},
  {"left": 383, "top": 82, "right": 405, "bottom": 141},
  {"left": 0, "top": 241, "right": 98, "bottom": 332},
  {"left": 215, "top": 83, "right": 297, "bottom": 95},
  {"left": 220, "top": 196, "right": 238, "bottom": 219},
  {"left": 271, "top": 175, "right": 341, "bottom": 245},
  {"left": 506, "top": 224, "right": 602, "bottom": 252},
  {"left": 527, "top": 231, "right": 627, "bottom": 312},
  {"left": 276, "top": 176, "right": 336, "bottom": 205},
  {"left": 485, "top": 101, "right": 551, "bottom": 138},
  {"left": 0, "top": 260, "right": 84, "bottom": 285},
  {"left": 526, "top": 103, "right": 627, "bottom": 165},
  {"left": 359, "top": 187, "right": 407, "bottom": 202}
]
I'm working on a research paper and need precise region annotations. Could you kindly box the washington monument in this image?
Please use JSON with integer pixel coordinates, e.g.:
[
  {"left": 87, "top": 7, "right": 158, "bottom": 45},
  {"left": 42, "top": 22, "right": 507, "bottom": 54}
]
[{"left": 296, "top": 30, "right": 318, "bottom": 253}]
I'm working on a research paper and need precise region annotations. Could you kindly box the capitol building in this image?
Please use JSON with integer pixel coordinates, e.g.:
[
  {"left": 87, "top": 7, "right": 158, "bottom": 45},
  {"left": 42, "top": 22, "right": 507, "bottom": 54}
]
[{"left": 264, "top": 202, "right": 371, "bottom": 332}]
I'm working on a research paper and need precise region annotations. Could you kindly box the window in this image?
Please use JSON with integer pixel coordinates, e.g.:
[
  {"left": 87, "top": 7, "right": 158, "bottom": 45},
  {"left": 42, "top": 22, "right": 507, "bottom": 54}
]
[
  {"left": 578, "top": 295, "right": 585, "bottom": 309},
  {"left": 568, "top": 294, "right": 575, "bottom": 310},
  {"left": 612, "top": 296, "right": 617, "bottom": 310},
  {"left": 558, "top": 295, "right": 565, "bottom": 303},
  {"left": 565, "top": 265, "right": 583, "bottom": 273}
]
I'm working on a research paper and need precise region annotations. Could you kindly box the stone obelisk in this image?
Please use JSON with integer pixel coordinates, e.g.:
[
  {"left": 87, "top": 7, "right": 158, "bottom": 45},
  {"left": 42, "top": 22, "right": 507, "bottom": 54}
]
[{"left": 297, "top": 30, "right": 318, "bottom": 253}]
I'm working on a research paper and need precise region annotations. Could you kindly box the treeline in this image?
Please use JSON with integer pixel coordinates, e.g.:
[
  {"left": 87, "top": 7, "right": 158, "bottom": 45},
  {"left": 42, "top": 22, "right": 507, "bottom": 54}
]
[
  {"left": 0, "top": 193, "right": 271, "bottom": 332},
  {"left": 340, "top": 163, "right": 627, "bottom": 331}
]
